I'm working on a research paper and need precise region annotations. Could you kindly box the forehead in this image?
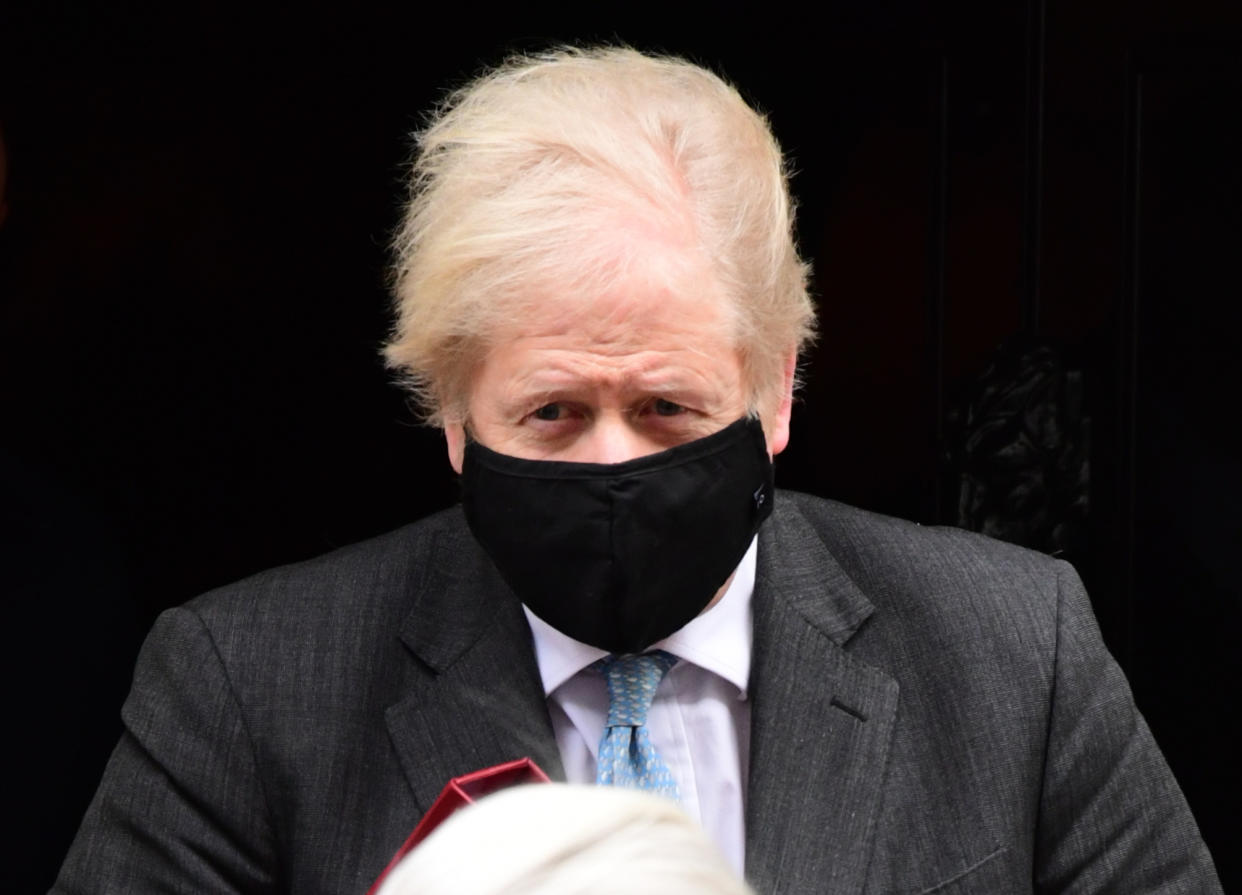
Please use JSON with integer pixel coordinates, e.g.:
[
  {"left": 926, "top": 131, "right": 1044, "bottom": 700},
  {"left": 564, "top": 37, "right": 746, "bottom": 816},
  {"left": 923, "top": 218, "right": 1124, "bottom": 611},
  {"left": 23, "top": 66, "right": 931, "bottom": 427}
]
[
  {"left": 515, "top": 278, "right": 728, "bottom": 349},
  {"left": 489, "top": 218, "right": 737, "bottom": 352},
  {"left": 475, "top": 275, "right": 742, "bottom": 398}
]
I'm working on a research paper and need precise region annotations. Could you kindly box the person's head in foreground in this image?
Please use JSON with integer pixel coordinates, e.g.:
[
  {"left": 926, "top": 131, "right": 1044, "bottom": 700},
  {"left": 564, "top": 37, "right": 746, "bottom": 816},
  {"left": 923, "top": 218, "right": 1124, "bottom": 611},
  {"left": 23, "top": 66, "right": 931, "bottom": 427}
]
[
  {"left": 376, "top": 784, "right": 755, "bottom": 895},
  {"left": 384, "top": 47, "right": 815, "bottom": 652}
]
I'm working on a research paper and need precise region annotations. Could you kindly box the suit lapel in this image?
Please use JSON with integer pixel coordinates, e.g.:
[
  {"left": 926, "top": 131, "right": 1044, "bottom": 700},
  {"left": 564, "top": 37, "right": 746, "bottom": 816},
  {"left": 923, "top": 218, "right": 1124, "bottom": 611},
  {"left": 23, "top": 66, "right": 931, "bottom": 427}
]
[
  {"left": 381, "top": 501, "right": 898, "bottom": 890},
  {"left": 745, "top": 500, "right": 899, "bottom": 894},
  {"left": 384, "top": 520, "right": 566, "bottom": 820}
]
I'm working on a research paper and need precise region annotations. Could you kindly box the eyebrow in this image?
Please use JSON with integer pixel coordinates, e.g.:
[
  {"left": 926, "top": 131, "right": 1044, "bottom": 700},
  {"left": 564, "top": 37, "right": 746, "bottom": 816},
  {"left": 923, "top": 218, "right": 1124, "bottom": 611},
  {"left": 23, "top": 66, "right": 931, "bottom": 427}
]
[
  {"left": 504, "top": 378, "right": 724, "bottom": 420},
  {"left": 505, "top": 371, "right": 716, "bottom": 401}
]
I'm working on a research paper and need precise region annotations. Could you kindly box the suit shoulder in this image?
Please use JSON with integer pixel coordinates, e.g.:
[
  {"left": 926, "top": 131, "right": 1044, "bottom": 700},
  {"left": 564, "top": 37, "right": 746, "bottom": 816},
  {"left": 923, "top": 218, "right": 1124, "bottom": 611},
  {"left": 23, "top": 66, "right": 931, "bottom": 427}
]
[
  {"left": 181, "top": 505, "right": 471, "bottom": 643},
  {"left": 777, "top": 489, "right": 1068, "bottom": 583},
  {"left": 773, "top": 490, "right": 1074, "bottom": 644}
]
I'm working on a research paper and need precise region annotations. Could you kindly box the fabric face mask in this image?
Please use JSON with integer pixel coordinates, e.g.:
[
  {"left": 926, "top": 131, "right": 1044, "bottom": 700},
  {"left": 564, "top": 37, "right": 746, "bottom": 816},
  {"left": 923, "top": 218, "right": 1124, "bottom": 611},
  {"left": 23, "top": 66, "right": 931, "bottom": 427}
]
[{"left": 460, "top": 416, "right": 774, "bottom": 654}]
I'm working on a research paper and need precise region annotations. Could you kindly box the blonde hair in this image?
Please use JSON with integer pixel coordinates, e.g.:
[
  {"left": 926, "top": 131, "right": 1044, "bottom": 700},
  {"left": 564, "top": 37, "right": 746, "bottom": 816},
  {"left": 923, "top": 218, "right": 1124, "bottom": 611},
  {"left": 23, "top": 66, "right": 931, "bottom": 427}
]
[
  {"left": 375, "top": 784, "right": 755, "bottom": 895},
  {"left": 384, "top": 46, "right": 815, "bottom": 426}
]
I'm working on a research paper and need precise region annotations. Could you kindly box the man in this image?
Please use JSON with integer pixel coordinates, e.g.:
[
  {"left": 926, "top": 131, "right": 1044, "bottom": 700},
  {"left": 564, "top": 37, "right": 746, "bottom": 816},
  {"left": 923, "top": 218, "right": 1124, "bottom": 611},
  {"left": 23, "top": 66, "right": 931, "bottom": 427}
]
[{"left": 55, "top": 47, "right": 1219, "bottom": 893}]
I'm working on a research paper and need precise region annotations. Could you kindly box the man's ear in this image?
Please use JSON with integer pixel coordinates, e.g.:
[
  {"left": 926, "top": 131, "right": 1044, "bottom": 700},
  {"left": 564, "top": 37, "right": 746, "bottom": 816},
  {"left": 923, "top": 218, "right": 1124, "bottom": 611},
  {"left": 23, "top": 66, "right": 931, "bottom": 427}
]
[
  {"left": 766, "top": 349, "right": 798, "bottom": 457},
  {"left": 445, "top": 422, "right": 466, "bottom": 475}
]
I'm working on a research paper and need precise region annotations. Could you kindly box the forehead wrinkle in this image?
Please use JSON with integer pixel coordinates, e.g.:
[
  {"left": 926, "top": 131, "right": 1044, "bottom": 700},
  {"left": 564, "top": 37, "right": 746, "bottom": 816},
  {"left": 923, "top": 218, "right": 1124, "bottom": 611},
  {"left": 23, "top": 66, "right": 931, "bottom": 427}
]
[
  {"left": 517, "top": 231, "right": 730, "bottom": 347},
  {"left": 503, "top": 345, "right": 730, "bottom": 401},
  {"left": 515, "top": 292, "right": 732, "bottom": 363}
]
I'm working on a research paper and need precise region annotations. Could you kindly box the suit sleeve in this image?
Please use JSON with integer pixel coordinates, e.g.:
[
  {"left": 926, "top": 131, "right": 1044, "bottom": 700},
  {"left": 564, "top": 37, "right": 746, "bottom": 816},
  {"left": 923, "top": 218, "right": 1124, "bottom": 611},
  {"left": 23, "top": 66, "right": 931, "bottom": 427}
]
[
  {"left": 51, "top": 607, "right": 279, "bottom": 894},
  {"left": 1034, "top": 562, "right": 1221, "bottom": 893}
]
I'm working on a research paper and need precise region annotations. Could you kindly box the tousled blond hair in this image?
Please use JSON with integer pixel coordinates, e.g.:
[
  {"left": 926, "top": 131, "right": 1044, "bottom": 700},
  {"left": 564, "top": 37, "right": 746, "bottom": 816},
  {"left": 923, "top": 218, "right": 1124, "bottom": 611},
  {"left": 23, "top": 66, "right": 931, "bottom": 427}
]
[{"left": 384, "top": 47, "right": 815, "bottom": 426}]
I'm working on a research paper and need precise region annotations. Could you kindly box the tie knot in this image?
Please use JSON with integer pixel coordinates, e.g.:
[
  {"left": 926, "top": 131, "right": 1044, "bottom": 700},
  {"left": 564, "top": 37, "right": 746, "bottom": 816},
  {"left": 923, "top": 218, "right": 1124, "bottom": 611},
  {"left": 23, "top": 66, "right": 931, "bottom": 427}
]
[{"left": 598, "top": 651, "right": 677, "bottom": 728}]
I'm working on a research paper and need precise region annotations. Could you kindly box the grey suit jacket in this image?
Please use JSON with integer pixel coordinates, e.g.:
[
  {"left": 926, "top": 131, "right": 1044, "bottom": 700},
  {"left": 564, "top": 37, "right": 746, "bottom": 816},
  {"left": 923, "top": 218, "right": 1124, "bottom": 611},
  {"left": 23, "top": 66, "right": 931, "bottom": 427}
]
[{"left": 54, "top": 492, "right": 1220, "bottom": 893}]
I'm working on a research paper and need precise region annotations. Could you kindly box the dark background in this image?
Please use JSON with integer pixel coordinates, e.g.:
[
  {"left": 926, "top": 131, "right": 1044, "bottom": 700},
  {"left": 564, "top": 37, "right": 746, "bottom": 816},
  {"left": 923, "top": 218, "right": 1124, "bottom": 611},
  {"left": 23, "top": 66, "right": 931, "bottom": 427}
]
[{"left": 2, "top": 1, "right": 1239, "bottom": 891}]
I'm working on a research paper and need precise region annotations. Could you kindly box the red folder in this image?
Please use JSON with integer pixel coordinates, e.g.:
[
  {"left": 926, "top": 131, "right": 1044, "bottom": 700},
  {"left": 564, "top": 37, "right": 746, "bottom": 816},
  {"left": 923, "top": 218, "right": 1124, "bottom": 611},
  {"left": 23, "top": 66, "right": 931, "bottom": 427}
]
[{"left": 365, "top": 757, "right": 551, "bottom": 895}]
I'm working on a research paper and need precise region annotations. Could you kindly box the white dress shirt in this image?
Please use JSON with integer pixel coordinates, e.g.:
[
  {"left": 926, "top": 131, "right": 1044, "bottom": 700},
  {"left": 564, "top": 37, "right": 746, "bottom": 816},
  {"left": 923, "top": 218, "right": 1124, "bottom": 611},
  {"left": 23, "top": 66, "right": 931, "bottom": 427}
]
[{"left": 523, "top": 537, "right": 755, "bottom": 875}]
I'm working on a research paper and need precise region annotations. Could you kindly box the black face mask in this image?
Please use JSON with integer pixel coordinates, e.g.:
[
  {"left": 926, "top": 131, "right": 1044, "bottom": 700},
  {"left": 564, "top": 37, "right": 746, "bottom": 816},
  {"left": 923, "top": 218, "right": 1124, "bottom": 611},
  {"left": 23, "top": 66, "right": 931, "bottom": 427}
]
[{"left": 460, "top": 416, "right": 774, "bottom": 654}]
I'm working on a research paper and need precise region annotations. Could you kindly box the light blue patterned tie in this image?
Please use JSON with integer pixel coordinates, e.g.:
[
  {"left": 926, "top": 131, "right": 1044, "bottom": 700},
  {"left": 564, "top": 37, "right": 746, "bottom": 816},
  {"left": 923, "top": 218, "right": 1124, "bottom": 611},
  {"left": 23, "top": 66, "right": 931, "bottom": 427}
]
[{"left": 595, "top": 651, "right": 680, "bottom": 800}]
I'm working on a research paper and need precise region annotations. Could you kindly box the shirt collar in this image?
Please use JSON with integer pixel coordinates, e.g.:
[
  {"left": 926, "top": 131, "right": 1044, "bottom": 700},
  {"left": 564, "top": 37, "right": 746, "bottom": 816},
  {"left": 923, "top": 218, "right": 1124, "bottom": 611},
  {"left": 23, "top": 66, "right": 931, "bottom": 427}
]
[{"left": 523, "top": 536, "right": 756, "bottom": 699}]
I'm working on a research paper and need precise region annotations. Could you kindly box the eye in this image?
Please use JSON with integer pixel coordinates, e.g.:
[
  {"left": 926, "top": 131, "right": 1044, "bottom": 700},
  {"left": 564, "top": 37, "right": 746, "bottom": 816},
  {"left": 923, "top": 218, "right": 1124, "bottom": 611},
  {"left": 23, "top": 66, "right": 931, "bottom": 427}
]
[
  {"left": 532, "top": 403, "right": 563, "bottom": 422},
  {"left": 652, "top": 398, "right": 686, "bottom": 417}
]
